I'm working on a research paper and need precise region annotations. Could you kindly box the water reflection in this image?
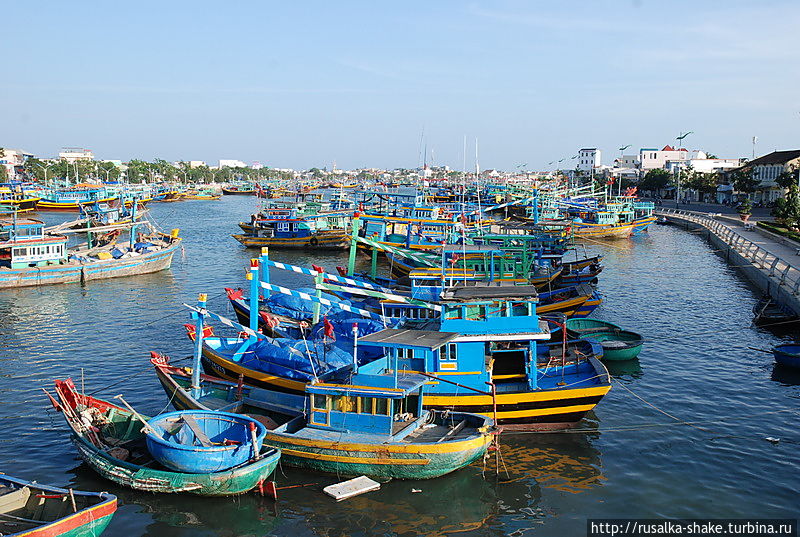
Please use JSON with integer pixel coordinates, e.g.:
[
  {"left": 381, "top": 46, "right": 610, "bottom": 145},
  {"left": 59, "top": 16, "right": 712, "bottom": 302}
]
[
  {"left": 281, "top": 468, "right": 498, "bottom": 536},
  {"left": 771, "top": 363, "right": 800, "bottom": 386},
  {"left": 498, "top": 432, "right": 603, "bottom": 495},
  {"left": 604, "top": 358, "right": 643, "bottom": 379}
]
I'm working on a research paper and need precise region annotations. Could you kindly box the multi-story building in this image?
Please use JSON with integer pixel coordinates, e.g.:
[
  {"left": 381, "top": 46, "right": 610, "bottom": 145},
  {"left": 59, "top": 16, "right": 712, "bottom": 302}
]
[
  {"left": 577, "top": 148, "right": 601, "bottom": 173},
  {"left": 638, "top": 145, "right": 688, "bottom": 172},
  {"left": 58, "top": 147, "right": 94, "bottom": 162},
  {"left": 0, "top": 148, "right": 34, "bottom": 179},
  {"left": 737, "top": 150, "right": 800, "bottom": 203}
]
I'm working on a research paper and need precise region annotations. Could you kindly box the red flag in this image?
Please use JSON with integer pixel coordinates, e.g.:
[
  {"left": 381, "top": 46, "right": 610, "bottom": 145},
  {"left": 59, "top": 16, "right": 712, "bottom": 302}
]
[
  {"left": 312, "top": 264, "right": 325, "bottom": 274},
  {"left": 323, "top": 316, "right": 336, "bottom": 340}
]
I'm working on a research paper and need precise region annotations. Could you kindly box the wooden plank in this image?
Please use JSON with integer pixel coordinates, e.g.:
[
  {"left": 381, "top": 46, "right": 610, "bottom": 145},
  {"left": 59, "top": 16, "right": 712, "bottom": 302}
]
[
  {"left": 436, "top": 420, "right": 466, "bottom": 443},
  {"left": 181, "top": 415, "right": 214, "bottom": 447},
  {"left": 323, "top": 476, "right": 380, "bottom": 501}
]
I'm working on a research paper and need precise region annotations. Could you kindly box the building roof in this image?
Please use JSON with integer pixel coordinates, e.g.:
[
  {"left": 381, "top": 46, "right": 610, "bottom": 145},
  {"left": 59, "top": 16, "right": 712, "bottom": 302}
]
[{"left": 746, "top": 150, "right": 800, "bottom": 167}]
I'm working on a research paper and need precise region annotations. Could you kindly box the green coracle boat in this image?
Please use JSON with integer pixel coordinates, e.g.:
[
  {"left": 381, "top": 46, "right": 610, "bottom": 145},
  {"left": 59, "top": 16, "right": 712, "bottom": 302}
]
[
  {"left": 565, "top": 318, "right": 623, "bottom": 337},
  {"left": 50, "top": 379, "right": 281, "bottom": 496},
  {"left": 565, "top": 318, "right": 643, "bottom": 361},
  {"left": 581, "top": 330, "right": 644, "bottom": 361}
]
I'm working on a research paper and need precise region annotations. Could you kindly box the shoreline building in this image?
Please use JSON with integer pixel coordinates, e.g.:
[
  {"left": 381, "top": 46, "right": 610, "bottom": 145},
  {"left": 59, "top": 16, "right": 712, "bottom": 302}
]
[
  {"left": 0, "top": 148, "right": 35, "bottom": 179},
  {"left": 736, "top": 150, "right": 800, "bottom": 204},
  {"left": 58, "top": 148, "right": 94, "bottom": 163}
]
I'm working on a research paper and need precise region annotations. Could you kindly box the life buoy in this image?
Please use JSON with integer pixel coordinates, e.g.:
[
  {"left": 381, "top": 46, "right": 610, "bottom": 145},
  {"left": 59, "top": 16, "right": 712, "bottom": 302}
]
[{"left": 309, "top": 237, "right": 319, "bottom": 247}]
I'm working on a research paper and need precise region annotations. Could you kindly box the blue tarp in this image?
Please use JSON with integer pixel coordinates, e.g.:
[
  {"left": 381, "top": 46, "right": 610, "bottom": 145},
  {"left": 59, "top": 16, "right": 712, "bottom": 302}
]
[
  {"left": 240, "top": 338, "right": 353, "bottom": 382},
  {"left": 265, "top": 288, "right": 353, "bottom": 320}
]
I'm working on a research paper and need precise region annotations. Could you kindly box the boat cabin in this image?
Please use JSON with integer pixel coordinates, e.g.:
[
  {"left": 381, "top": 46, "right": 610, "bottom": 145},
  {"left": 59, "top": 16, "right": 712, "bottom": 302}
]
[
  {"left": 359, "top": 284, "right": 552, "bottom": 392},
  {"left": 0, "top": 218, "right": 68, "bottom": 269},
  {"left": 306, "top": 372, "right": 428, "bottom": 437}
]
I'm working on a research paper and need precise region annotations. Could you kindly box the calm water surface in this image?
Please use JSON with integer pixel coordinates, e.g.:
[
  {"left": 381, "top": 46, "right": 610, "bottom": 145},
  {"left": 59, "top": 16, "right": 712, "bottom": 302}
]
[{"left": 1, "top": 198, "right": 798, "bottom": 536}]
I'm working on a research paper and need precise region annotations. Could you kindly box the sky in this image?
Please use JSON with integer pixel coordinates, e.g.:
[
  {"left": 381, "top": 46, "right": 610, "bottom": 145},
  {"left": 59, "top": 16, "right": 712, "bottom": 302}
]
[{"left": 2, "top": 1, "right": 799, "bottom": 171}]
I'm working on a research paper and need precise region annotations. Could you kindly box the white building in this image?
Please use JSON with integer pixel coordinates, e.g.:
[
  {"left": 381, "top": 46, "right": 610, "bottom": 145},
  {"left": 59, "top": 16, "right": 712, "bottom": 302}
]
[
  {"left": 219, "top": 159, "right": 247, "bottom": 168},
  {"left": 638, "top": 145, "right": 689, "bottom": 172},
  {"left": 577, "top": 148, "right": 601, "bottom": 172},
  {"left": 59, "top": 147, "right": 94, "bottom": 162},
  {"left": 0, "top": 148, "right": 34, "bottom": 179}
]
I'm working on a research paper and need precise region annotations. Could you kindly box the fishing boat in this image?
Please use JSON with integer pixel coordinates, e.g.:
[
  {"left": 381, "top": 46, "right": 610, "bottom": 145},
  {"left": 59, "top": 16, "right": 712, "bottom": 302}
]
[
  {"left": 48, "top": 378, "right": 281, "bottom": 496},
  {"left": 565, "top": 318, "right": 643, "bottom": 361},
  {"left": 753, "top": 297, "right": 799, "bottom": 326},
  {"left": 222, "top": 186, "right": 257, "bottom": 196},
  {"left": 233, "top": 207, "right": 349, "bottom": 249},
  {"left": 145, "top": 410, "right": 268, "bottom": 474},
  {"left": 0, "top": 183, "right": 39, "bottom": 212},
  {"left": 0, "top": 474, "right": 116, "bottom": 537},
  {"left": 152, "top": 355, "right": 495, "bottom": 479},
  {"left": 565, "top": 318, "right": 622, "bottom": 337},
  {"left": 772, "top": 344, "right": 800, "bottom": 368},
  {"left": 0, "top": 215, "right": 182, "bottom": 289},
  {"left": 183, "top": 189, "right": 221, "bottom": 200},
  {"left": 581, "top": 330, "right": 643, "bottom": 361},
  {"left": 35, "top": 184, "right": 118, "bottom": 212}
]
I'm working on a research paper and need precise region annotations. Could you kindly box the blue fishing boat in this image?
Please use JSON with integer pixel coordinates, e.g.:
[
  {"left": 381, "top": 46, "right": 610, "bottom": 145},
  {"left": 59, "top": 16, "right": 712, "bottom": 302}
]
[
  {"left": 0, "top": 211, "right": 181, "bottom": 289},
  {"left": 773, "top": 344, "right": 800, "bottom": 368},
  {"left": 195, "top": 255, "right": 611, "bottom": 430},
  {"left": 146, "top": 410, "right": 267, "bottom": 473}
]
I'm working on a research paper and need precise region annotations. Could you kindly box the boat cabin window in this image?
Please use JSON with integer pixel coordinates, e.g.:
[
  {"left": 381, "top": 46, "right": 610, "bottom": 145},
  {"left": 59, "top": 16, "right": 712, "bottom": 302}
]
[
  {"left": 439, "top": 343, "right": 458, "bottom": 362},
  {"left": 312, "top": 393, "right": 327, "bottom": 411},
  {"left": 331, "top": 395, "right": 356, "bottom": 412},
  {"left": 277, "top": 222, "right": 290, "bottom": 233}
]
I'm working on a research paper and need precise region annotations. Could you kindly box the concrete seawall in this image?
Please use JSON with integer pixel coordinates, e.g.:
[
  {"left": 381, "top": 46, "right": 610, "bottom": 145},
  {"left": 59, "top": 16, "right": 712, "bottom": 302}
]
[{"left": 656, "top": 209, "right": 800, "bottom": 317}]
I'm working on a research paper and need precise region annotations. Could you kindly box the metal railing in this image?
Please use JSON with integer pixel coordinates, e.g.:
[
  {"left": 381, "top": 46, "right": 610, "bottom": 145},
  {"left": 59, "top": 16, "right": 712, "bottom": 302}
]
[{"left": 657, "top": 208, "right": 800, "bottom": 295}]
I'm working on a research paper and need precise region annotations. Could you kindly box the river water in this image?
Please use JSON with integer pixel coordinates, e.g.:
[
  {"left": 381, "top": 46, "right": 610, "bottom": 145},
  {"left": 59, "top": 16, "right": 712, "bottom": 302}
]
[{"left": 1, "top": 197, "right": 798, "bottom": 536}]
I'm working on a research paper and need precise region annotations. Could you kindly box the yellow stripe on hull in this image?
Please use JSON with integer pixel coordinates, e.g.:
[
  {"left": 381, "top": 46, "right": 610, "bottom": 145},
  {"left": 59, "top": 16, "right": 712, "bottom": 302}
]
[{"left": 281, "top": 449, "right": 431, "bottom": 465}]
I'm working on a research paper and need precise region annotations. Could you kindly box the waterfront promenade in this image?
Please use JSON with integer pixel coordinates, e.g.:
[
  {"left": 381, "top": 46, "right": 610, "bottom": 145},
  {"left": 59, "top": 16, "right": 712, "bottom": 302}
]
[{"left": 656, "top": 204, "right": 800, "bottom": 316}]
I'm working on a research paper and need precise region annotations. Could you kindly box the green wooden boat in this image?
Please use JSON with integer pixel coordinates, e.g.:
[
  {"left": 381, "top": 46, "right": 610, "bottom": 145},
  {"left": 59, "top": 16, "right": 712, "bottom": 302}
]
[
  {"left": 50, "top": 379, "right": 281, "bottom": 496},
  {"left": 565, "top": 318, "right": 623, "bottom": 337}
]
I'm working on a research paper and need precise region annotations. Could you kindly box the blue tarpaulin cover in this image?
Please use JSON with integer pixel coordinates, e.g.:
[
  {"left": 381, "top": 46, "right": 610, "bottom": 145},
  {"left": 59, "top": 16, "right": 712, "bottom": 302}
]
[
  {"left": 239, "top": 338, "right": 352, "bottom": 381},
  {"left": 265, "top": 288, "right": 352, "bottom": 320}
]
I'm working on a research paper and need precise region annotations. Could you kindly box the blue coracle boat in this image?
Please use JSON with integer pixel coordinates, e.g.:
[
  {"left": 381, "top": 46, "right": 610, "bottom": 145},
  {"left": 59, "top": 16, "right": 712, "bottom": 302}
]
[
  {"left": 146, "top": 410, "right": 267, "bottom": 474},
  {"left": 773, "top": 344, "right": 800, "bottom": 368}
]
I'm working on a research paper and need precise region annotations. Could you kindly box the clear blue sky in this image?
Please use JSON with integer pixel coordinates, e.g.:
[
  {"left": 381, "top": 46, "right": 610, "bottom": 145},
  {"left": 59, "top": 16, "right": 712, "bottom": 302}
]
[{"left": 2, "top": 1, "right": 798, "bottom": 171}]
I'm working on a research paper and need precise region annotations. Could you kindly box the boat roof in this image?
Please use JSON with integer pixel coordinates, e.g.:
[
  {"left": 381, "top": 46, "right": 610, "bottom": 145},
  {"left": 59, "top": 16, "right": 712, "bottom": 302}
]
[
  {"left": 441, "top": 244, "right": 504, "bottom": 254},
  {"left": 357, "top": 328, "right": 460, "bottom": 350},
  {"left": 439, "top": 283, "right": 540, "bottom": 302},
  {"left": 307, "top": 372, "right": 427, "bottom": 398}
]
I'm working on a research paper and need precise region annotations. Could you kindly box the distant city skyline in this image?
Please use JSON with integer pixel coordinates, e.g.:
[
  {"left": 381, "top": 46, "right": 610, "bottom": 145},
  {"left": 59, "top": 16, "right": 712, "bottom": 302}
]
[{"left": 2, "top": 1, "right": 799, "bottom": 171}]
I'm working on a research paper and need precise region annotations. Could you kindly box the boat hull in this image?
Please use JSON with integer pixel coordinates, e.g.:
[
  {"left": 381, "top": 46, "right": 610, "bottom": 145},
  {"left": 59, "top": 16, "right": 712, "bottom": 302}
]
[
  {"left": 0, "top": 475, "right": 116, "bottom": 537},
  {"left": 0, "top": 197, "right": 39, "bottom": 211},
  {"left": 232, "top": 231, "right": 348, "bottom": 249},
  {"left": 572, "top": 222, "right": 635, "bottom": 239},
  {"left": 36, "top": 197, "right": 119, "bottom": 212},
  {"left": 0, "top": 240, "right": 181, "bottom": 288},
  {"left": 773, "top": 344, "right": 800, "bottom": 368}
]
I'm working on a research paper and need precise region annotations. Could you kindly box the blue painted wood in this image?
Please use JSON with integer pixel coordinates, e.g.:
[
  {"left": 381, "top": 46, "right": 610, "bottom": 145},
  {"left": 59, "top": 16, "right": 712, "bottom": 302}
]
[
  {"left": 773, "top": 344, "right": 800, "bottom": 369},
  {"left": 146, "top": 411, "right": 267, "bottom": 474}
]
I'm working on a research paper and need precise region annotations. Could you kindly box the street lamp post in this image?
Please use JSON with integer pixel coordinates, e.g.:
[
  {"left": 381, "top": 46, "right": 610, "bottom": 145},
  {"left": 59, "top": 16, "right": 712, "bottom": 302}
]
[
  {"left": 34, "top": 163, "right": 53, "bottom": 187},
  {"left": 675, "top": 131, "right": 693, "bottom": 206}
]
